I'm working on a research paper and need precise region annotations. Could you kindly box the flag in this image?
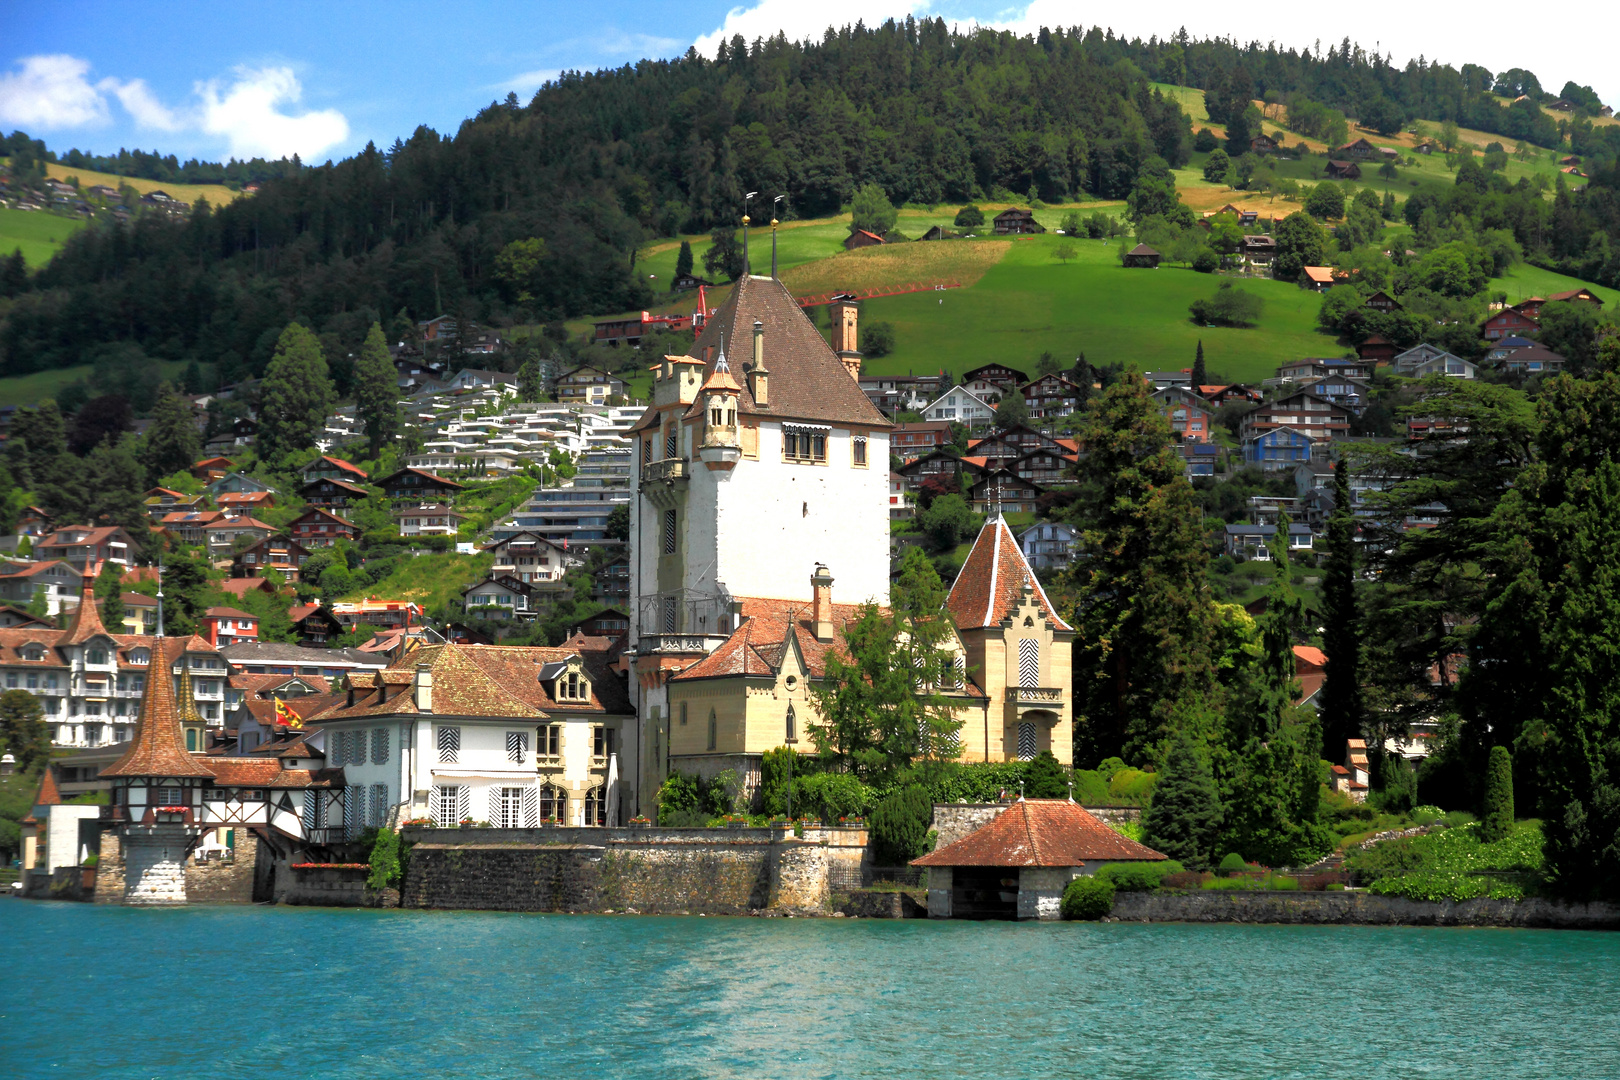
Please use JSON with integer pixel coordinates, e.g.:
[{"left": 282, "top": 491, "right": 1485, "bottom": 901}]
[{"left": 274, "top": 697, "right": 303, "bottom": 729}]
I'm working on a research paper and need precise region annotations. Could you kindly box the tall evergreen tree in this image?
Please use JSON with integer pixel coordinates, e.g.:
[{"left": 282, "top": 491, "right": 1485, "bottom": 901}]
[
  {"left": 673, "top": 240, "right": 694, "bottom": 287},
  {"left": 1480, "top": 745, "right": 1515, "bottom": 844},
  {"left": 1190, "top": 340, "right": 1207, "bottom": 390},
  {"left": 1062, "top": 367, "right": 1216, "bottom": 764},
  {"left": 353, "top": 321, "right": 399, "bottom": 458},
  {"left": 141, "top": 385, "right": 202, "bottom": 484},
  {"left": 0, "top": 689, "right": 50, "bottom": 774},
  {"left": 258, "top": 323, "right": 335, "bottom": 461},
  {"left": 1142, "top": 726, "right": 1223, "bottom": 869},
  {"left": 96, "top": 561, "right": 125, "bottom": 632},
  {"left": 1319, "top": 460, "right": 1364, "bottom": 759}
]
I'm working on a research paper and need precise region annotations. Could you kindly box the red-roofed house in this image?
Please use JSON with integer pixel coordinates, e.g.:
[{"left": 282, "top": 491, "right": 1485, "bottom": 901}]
[
  {"left": 200, "top": 607, "right": 259, "bottom": 647},
  {"left": 301, "top": 455, "right": 369, "bottom": 484},
  {"left": 914, "top": 798, "right": 1165, "bottom": 919},
  {"left": 289, "top": 507, "right": 361, "bottom": 548}
]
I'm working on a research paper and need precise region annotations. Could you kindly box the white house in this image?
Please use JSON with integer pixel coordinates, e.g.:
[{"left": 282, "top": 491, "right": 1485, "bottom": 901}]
[
  {"left": 920, "top": 385, "right": 995, "bottom": 426},
  {"left": 1018, "top": 522, "right": 1080, "bottom": 571},
  {"left": 1393, "top": 344, "right": 1478, "bottom": 379}
]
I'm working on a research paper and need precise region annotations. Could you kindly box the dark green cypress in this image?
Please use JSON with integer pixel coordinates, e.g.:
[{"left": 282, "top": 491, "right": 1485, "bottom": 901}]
[
  {"left": 1319, "top": 459, "right": 1364, "bottom": 759},
  {"left": 1190, "top": 340, "right": 1207, "bottom": 389},
  {"left": 1480, "top": 745, "right": 1514, "bottom": 843},
  {"left": 1142, "top": 726, "right": 1223, "bottom": 870}
]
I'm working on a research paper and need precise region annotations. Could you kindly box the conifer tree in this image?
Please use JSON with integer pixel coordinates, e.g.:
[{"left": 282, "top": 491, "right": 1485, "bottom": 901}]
[
  {"left": 1480, "top": 744, "right": 1514, "bottom": 843},
  {"left": 258, "top": 323, "right": 336, "bottom": 461},
  {"left": 353, "top": 321, "right": 399, "bottom": 458},
  {"left": 674, "top": 240, "right": 694, "bottom": 287},
  {"left": 1142, "top": 726, "right": 1223, "bottom": 869},
  {"left": 1319, "top": 460, "right": 1364, "bottom": 759},
  {"left": 140, "top": 385, "right": 201, "bottom": 484},
  {"left": 1063, "top": 367, "right": 1217, "bottom": 763},
  {"left": 96, "top": 561, "right": 125, "bottom": 632},
  {"left": 1190, "top": 340, "right": 1207, "bottom": 390}
]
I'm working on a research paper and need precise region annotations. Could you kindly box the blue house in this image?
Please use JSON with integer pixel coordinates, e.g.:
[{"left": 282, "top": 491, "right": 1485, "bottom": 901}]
[{"left": 1243, "top": 428, "right": 1314, "bottom": 470}]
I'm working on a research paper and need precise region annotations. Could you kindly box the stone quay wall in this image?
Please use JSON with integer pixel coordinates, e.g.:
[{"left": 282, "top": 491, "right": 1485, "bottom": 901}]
[
  {"left": 277, "top": 864, "right": 374, "bottom": 907},
  {"left": 398, "top": 825, "right": 830, "bottom": 915},
  {"left": 1110, "top": 890, "right": 1620, "bottom": 929},
  {"left": 93, "top": 829, "right": 126, "bottom": 905},
  {"left": 185, "top": 830, "right": 259, "bottom": 904}
]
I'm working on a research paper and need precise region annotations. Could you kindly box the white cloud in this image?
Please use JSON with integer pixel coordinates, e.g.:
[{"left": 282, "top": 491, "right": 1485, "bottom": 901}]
[
  {"left": 693, "top": 0, "right": 934, "bottom": 56},
  {"left": 198, "top": 67, "right": 349, "bottom": 161},
  {"left": 104, "top": 78, "right": 184, "bottom": 132},
  {"left": 497, "top": 69, "right": 562, "bottom": 96},
  {"left": 0, "top": 54, "right": 110, "bottom": 127}
]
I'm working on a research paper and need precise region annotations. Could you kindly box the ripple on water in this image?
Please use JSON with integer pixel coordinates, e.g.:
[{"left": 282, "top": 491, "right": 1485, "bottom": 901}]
[{"left": 2, "top": 903, "right": 1616, "bottom": 1080}]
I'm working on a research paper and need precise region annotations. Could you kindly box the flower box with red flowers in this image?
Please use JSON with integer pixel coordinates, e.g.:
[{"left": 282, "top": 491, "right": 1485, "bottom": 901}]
[
  {"left": 156, "top": 806, "right": 188, "bottom": 814},
  {"left": 291, "top": 863, "right": 368, "bottom": 870}
]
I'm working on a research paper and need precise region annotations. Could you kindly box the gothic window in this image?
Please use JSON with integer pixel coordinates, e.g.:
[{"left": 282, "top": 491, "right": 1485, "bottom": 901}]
[
  {"left": 436, "top": 725, "right": 460, "bottom": 764},
  {"left": 592, "top": 725, "right": 607, "bottom": 765},
  {"left": 664, "top": 428, "right": 678, "bottom": 459},
  {"left": 1019, "top": 638, "right": 1040, "bottom": 688},
  {"left": 662, "top": 510, "right": 677, "bottom": 554},
  {"left": 1017, "top": 722, "right": 1037, "bottom": 761},
  {"left": 538, "top": 724, "right": 561, "bottom": 765},
  {"left": 584, "top": 785, "right": 607, "bottom": 826},
  {"left": 371, "top": 728, "right": 389, "bottom": 765},
  {"left": 540, "top": 784, "right": 567, "bottom": 824}
]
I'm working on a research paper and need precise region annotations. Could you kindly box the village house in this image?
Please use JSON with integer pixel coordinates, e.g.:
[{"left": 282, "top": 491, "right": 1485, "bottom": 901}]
[
  {"left": 1393, "top": 344, "right": 1478, "bottom": 379},
  {"left": 379, "top": 467, "right": 465, "bottom": 502},
  {"left": 1020, "top": 374, "right": 1085, "bottom": 419},
  {"left": 967, "top": 426, "right": 1078, "bottom": 470},
  {"left": 394, "top": 503, "right": 466, "bottom": 536},
  {"left": 159, "top": 511, "right": 226, "bottom": 546},
  {"left": 1122, "top": 243, "right": 1161, "bottom": 268},
  {"left": 231, "top": 535, "right": 310, "bottom": 582},
  {"left": 143, "top": 488, "right": 204, "bottom": 520},
  {"left": 484, "top": 530, "right": 577, "bottom": 586},
  {"left": 921, "top": 385, "right": 995, "bottom": 426},
  {"left": 1019, "top": 521, "right": 1080, "bottom": 571},
  {"left": 1486, "top": 339, "right": 1566, "bottom": 374},
  {"left": 555, "top": 365, "right": 628, "bottom": 406},
  {"left": 0, "top": 560, "right": 84, "bottom": 615},
  {"left": 463, "top": 575, "right": 538, "bottom": 617},
  {"left": 1239, "top": 234, "right": 1276, "bottom": 267},
  {"left": 190, "top": 457, "right": 236, "bottom": 482},
  {"left": 300, "top": 476, "right": 369, "bottom": 507},
  {"left": 962, "top": 364, "right": 1028, "bottom": 399},
  {"left": 1153, "top": 386, "right": 1216, "bottom": 443},
  {"left": 1300, "top": 266, "right": 1338, "bottom": 290},
  {"left": 992, "top": 208, "right": 1044, "bottom": 235},
  {"left": 968, "top": 470, "right": 1043, "bottom": 514},
  {"left": 1356, "top": 335, "right": 1398, "bottom": 364},
  {"left": 1323, "top": 160, "right": 1362, "bottom": 180},
  {"left": 1250, "top": 133, "right": 1279, "bottom": 154},
  {"left": 1363, "top": 290, "right": 1401, "bottom": 313},
  {"left": 208, "top": 472, "right": 277, "bottom": 498},
  {"left": 1483, "top": 307, "right": 1539, "bottom": 340},
  {"left": 889, "top": 421, "right": 954, "bottom": 461},
  {"left": 1244, "top": 427, "right": 1316, "bottom": 470},
  {"left": 843, "top": 228, "right": 885, "bottom": 250},
  {"left": 1336, "top": 138, "right": 1379, "bottom": 159},
  {"left": 204, "top": 517, "right": 276, "bottom": 562},
  {"left": 289, "top": 507, "right": 362, "bottom": 548},
  {"left": 302, "top": 456, "right": 369, "bottom": 485},
  {"left": 34, "top": 526, "right": 137, "bottom": 572},
  {"left": 199, "top": 607, "right": 259, "bottom": 648},
  {"left": 1224, "top": 522, "right": 1315, "bottom": 560},
  {"left": 15, "top": 507, "right": 53, "bottom": 537},
  {"left": 1242, "top": 392, "right": 1352, "bottom": 443},
  {"left": 859, "top": 374, "right": 945, "bottom": 415},
  {"left": 1276, "top": 358, "right": 1375, "bottom": 382}
]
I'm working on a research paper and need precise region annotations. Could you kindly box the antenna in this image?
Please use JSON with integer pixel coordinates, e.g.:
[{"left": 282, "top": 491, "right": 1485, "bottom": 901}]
[{"left": 771, "top": 195, "right": 784, "bottom": 279}]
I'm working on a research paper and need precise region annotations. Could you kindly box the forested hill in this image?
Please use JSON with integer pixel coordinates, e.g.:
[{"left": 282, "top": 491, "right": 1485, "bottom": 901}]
[{"left": 3, "top": 18, "right": 1619, "bottom": 384}]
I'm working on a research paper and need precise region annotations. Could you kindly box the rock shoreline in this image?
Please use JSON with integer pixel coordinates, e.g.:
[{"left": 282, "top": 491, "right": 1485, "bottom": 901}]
[{"left": 1109, "top": 890, "right": 1620, "bottom": 929}]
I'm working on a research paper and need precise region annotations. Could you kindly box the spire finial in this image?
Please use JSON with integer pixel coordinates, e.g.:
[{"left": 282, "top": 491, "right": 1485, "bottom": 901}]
[
  {"left": 154, "top": 560, "right": 165, "bottom": 639},
  {"left": 715, "top": 330, "right": 728, "bottom": 372}
]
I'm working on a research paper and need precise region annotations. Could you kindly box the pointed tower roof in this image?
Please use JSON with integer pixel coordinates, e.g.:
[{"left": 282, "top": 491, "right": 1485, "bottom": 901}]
[
  {"left": 65, "top": 577, "right": 112, "bottom": 645},
  {"left": 100, "top": 638, "right": 214, "bottom": 778},
  {"left": 946, "top": 515, "right": 1072, "bottom": 632},
  {"left": 176, "top": 655, "right": 206, "bottom": 727},
  {"left": 683, "top": 275, "right": 889, "bottom": 427},
  {"left": 21, "top": 765, "right": 63, "bottom": 824},
  {"left": 700, "top": 334, "right": 743, "bottom": 394}
]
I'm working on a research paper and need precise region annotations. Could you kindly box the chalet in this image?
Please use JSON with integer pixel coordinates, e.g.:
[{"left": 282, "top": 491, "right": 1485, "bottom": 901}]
[
  {"left": 200, "top": 607, "right": 259, "bottom": 648},
  {"left": 1413, "top": 141, "right": 1438, "bottom": 155},
  {"left": 1294, "top": 376, "right": 1369, "bottom": 415},
  {"left": 300, "top": 476, "right": 369, "bottom": 507},
  {"left": 87, "top": 184, "right": 120, "bottom": 199},
  {"left": 1020, "top": 374, "right": 1084, "bottom": 419},
  {"left": 1122, "top": 243, "right": 1161, "bottom": 268},
  {"left": 15, "top": 507, "right": 52, "bottom": 537},
  {"left": 555, "top": 364, "right": 627, "bottom": 406},
  {"left": 1243, "top": 427, "right": 1316, "bottom": 470},
  {"left": 1179, "top": 442, "right": 1221, "bottom": 478},
  {"left": 1153, "top": 386, "right": 1215, "bottom": 443},
  {"left": 219, "top": 577, "right": 279, "bottom": 601},
  {"left": 1239, "top": 235, "right": 1276, "bottom": 265},
  {"left": 0, "top": 604, "right": 54, "bottom": 629},
  {"left": 159, "top": 510, "right": 227, "bottom": 545},
  {"left": 963, "top": 363, "right": 1028, "bottom": 399},
  {"left": 1323, "top": 160, "right": 1361, "bottom": 180},
  {"left": 204, "top": 516, "right": 276, "bottom": 560},
  {"left": 1242, "top": 391, "right": 1352, "bottom": 442},
  {"left": 1006, "top": 449, "right": 1075, "bottom": 487},
  {"left": 844, "top": 228, "right": 886, "bottom": 250},
  {"left": 1488, "top": 342, "right": 1566, "bottom": 375},
  {"left": 889, "top": 421, "right": 954, "bottom": 461},
  {"left": 576, "top": 608, "right": 630, "bottom": 637},
  {"left": 992, "top": 208, "right": 1044, "bottom": 235},
  {"left": 0, "top": 560, "right": 84, "bottom": 614},
  {"left": 191, "top": 457, "right": 236, "bottom": 482},
  {"left": 463, "top": 575, "right": 536, "bottom": 617},
  {"left": 593, "top": 556, "right": 630, "bottom": 607},
  {"left": 1301, "top": 266, "right": 1338, "bottom": 290},
  {"left": 208, "top": 472, "right": 277, "bottom": 497},
  {"left": 1250, "top": 133, "right": 1279, "bottom": 154},
  {"left": 231, "top": 533, "right": 310, "bottom": 581},
  {"left": 921, "top": 386, "right": 995, "bottom": 426},
  {"left": 919, "top": 225, "right": 955, "bottom": 241},
  {"left": 379, "top": 467, "right": 464, "bottom": 502},
  {"left": 897, "top": 449, "right": 986, "bottom": 487},
  {"left": 1201, "top": 385, "right": 1263, "bottom": 407},
  {"left": 1482, "top": 308, "right": 1539, "bottom": 340},
  {"left": 395, "top": 503, "right": 466, "bottom": 536},
  {"left": 1364, "top": 290, "right": 1401, "bottom": 312},
  {"left": 1237, "top": 210, "right": 1259, "bottom": 226},
  {"left": 967, "top": 425, "right": 1078, "bottom": 468},
  {"left": 859, "top": 373, "right": 945, "bottom": 415},
  {"left": 291, "top": 605, "right": 345, "bottom": 645},
  {"left": 1147, "top": 371, "right": 1192, "bottom": 390},
  {"left": 1019, "top": 522, "right": 1080, "bottom": 571},
  {"left": 968, "top": 469, "right": 1043, "bottom": 515},
  {"left": 302, "top": 456, "right": 369, "bottom": 484},
  {"left": 34, "top": 526, "right": 136, "bottom": 571},
  {"left": 446, "top": 368, "right": 517, "bottom": 393},
  {"left": 1518, "top": 288, "right": 1605, "bottom": 317},
  {"left": 1276, "top": 358, "right": 1374, "bottom": 382},
  {"left": 670, "top": 272, "right": 713, "bottom": 292},
  {"left": 216, "top": 490, "right": 276, "bottom": 516},
  {"left": 143, "top": 488, "right": 202, "bottom": 520},
  {"left": 289, "top": 507, "right": 361, "bottom": 548},
  {"left": 483, "top": 530, "right": 576, "bottom": 586},
  {"left": 1357, "top": 334, "right": 1398, "bottom": 364},
  {"left": 1392, "top": 344, "right": 1478, "bottom": 379},
  {"left": 1337, "top": 138, "right": 1379, "bottom": 159}
]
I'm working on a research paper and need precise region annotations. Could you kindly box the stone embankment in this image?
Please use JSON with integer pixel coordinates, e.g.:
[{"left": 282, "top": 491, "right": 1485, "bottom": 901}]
[{"left": 1110, "top": 890, "right": 1620, "bottom": 929}]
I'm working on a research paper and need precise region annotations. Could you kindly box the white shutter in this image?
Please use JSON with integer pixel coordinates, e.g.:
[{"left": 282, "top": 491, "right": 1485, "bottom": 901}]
[
  {"left": 371, "top": 784, "right": 387, "bottom": 827},
  {"left": 1019, "top": 638, "right": 1040, "bottom": 688},
  {"left": 456, "top": 786, "right": 470, "bottom": 823},
  {"left": 303, "top": 790, "right": 317, "bottom": 830},
  {"left": 506, "top": 730, "right": 527, "bottom": 763},
  {"left": 428, "top": 785, "right": 442, "bottom": 825},
  {"left": 522, "top": 786, "right": 539, "bottom": 827},
  {"left": 345, "top": 786, "right": 362, "bottom": 839},
  {"left": 372, "top": 728, "right": 389, "bottom": 765},
  {"left": 488, "top": 785, "right": 502, "bottom": 824}
]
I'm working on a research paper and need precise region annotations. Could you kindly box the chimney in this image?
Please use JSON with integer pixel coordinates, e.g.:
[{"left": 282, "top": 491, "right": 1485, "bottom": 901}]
[
  {"left": 811, "top": 565, "right": 834, "bottom": 643},
  {"left": 830, "top": 295, "right": 862, "bottom": 381},
  {"left": 414, "top": 663, "right": 433, "bottom": 713},
  {"left": 748, "top": 319, "right": 769, "bottom": 406}
]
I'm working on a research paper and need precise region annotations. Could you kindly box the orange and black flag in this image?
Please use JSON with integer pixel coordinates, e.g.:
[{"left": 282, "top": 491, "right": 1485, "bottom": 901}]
[{"left": 274, "top": 697, "right": 303, "bottom": 729}]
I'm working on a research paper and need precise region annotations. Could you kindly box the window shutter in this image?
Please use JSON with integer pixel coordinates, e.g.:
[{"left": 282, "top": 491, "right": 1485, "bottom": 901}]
[
  {"left": 1019, "top": 638, "right": 1040, "bottom": 688},
  {"left": 1017, "top": 722, "right": 1037, "bottom": 761},
  {"left": 372, "top": 729, "right": 389, "bottom": 764},
  {"left": 303, "top": 790, "right": 317, "bottom": 830},
  {"left": 437, "top": 725, "right": 460, "bottom": 764},
  {"left": 456, "top": 786, "right": 471, "bottom": 823},
  {"left": 371, "top": 784, "right": 387, "bottom": 828},
  {"left": 428, "top": 785, "right": 442, "bottom": 825},
  {"left": 662, "top": 509, "right": 677, "bottom": 554},
  {"left": 345, "top": 785, "right": 362, "bottom": 839},
  {"left": 522, "top": 785, "right": 539, "bottom": 827},
  {"left": 488, "top": 785, "right": 503, "bottom": 824},
  {"left": 506, "top": 730, "right": 527, "bottom": 763}
]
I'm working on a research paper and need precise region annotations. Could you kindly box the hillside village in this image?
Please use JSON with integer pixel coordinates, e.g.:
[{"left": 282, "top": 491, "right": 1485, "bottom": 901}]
[{"left": 2, "top": 21, "right": 1619, "bottom": 917}]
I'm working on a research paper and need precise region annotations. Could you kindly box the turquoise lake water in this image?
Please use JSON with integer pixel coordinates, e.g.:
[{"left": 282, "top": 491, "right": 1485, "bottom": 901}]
[{"left": 2, "top": 902, "right": 1617, "bottom": 1079}]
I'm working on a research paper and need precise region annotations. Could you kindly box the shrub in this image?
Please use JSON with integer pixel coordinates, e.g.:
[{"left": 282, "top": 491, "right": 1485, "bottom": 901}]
[
  {"left": 1107, "top": 767, "right": 1155, "bottom": 803},
  {"left": 1162, "top": 870, "right": 1210, "bottom": 889},
  {"left": 795, "top": 771, "right": 874, "bottom": 822},
  {"left": 367, "top": 827, "right": 401, "bottom": 889},
  {"left": 1193, "top": 128, "right": 1219, "bottom": 152},
  {"left": 1192, "top": 247, "right": 1219, "bottom": 273},
  {"left": 1095, "top": 859, "right": 1185, "bottom": 892},
  {"left": 1442, "top": 811, "right": 1476, "bottom": 830},
  {"left": 869, "top": 784, "right": 933, "bottom": 865},
  {"left": 954, "top": 204, "right": 985, "bottom": 228},
  {"left": 1412, "top": 805, "right": 1444, "bottom": 827},
  {"left": 1217, "top": 852, "right": 1249, "bottom": 877},
  {"left": 1480, "top": 745, "right": 1514, "bottom": 844},
  {"left": 1024, "top": 750, "right": 1069, "bottom": 797},
  {"left": 1189, "top": 281, "right": 1264, "bottom": 327},
  {"left": 863, "top": 321, "right": 896, "bottom": 358},
  {"left": 82, "top": 853, "right": 100, "bottom": 868},
  {"left": 1061, "top": 876, "right": 1116, "bottom": 920}
]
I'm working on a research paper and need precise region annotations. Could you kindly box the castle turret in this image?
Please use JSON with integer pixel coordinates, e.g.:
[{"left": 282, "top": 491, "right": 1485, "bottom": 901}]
[{"left": 698, "top": 335, "right": 743, "bottom": 472}]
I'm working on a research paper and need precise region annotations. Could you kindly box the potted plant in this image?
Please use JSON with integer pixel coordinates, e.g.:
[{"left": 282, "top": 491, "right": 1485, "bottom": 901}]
[
  {"left": 629, "top": 815, "right": 652, "bottom": 827},
  {"left": 541, "top": 817, "right": 559, "bottom": 828}
]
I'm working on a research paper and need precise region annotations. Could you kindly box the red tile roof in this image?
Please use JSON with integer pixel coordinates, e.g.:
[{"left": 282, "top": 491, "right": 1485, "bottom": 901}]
[
  {"left": 1292, "top": 645, "right": 1327, "bottom": 671},
  {"left": 671, "top": 597, "right": 865, "bottom": 682},
  {"left": 204, "top": 607, "right": 257, "bottom": 620},
  {"left": 913, "top": 799, "right": 1166, "bottom": 867},
  {"left": 101, "top": 638, "right": 215, "bottom": 778},
  {"left": 313, "top": 455, "right": 369, "bottom": 479},
  {"left": 32, "top": 765, "right": 62, "bottom": 808},
  {"left": 64, "top": 580, "right": 111, "bottom": 645},
  {"left": 946, "top": 515, "right": 1072, "bottom": 632}
]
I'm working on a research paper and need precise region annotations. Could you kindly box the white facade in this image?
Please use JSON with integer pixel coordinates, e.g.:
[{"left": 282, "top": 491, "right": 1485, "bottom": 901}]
[{"left": 922, "top": 386, "right": 994, "bottom": 425}]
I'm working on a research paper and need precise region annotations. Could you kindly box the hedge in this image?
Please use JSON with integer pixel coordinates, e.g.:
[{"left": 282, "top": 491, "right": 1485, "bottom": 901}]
[{"left": 1061, "top": 876, "right": 1115, "bottom": 920}]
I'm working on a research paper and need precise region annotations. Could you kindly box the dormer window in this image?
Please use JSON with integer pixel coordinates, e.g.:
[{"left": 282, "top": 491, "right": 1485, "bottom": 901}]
[
  {"left": 23, "top": 645, "right": 44, "bottom": 662},
  {"left": 561, "top": 671, "right": 588, "bottom": 701},
  {"left": 130, "top": 649, "right": 149, "bottom": 665},
  {"left": 87, "top": 648, "right": 108, "bottom": 665}
]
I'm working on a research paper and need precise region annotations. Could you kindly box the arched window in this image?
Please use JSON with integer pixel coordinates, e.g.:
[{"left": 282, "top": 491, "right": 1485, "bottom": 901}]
[
  {"left": 540, "top": 784, "right": 567, "bottom": 824},
  {"left": 706, "top": 709, "right": 717, "bottom": 751},
  {"left": 23, "top": 644, "right": 44, "bottom": 662},
  {"left": 584, "top": 785, "right": 607, "bottom": 826}
]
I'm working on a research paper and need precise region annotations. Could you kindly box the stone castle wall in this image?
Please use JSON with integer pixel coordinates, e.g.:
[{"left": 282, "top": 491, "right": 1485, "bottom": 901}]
[
  {"left": 93, "top": 829, "right": 125, "bottom": 905},
  {"left": 185, "top": 830, "right": 259, "bottom": 904}
]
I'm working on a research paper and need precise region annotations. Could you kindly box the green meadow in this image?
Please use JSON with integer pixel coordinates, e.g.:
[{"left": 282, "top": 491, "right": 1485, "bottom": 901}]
[
  {"left": 0, "top": 360, "right": 189, "bottom": 408},
  {"left": 0, "top": 206, "right": 90, "bottom": 269}
]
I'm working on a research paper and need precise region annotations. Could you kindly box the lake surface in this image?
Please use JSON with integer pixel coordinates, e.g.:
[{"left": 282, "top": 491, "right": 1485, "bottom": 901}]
[{"left": 2, "top": 901, "right": 1616, "bottom": 1080}]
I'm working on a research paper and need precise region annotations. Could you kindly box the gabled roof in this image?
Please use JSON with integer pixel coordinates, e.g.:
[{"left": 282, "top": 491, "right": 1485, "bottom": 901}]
[
  {"left": 299, "top": 477, "right": 369, "bottom": 496},
  {"left": 672, "top": 597, "right": 868, "bottom": 682},
  {"left": 1126, "top": 243, "right": 1160, "bottom": 256},
  {"left": 913, "top": 799, "right": 1166, "bottom": 867},
  {"left": 378, "top": 467, "right": 465, "bottom": 490},
  {"left": 308, "top": 455, "right": 368, "bottom": 479},
  {"left": 292, "top": 507, "right": 358, "bottom": 529},
  {"left": 100, "top": 638, "right": 216, "bottom": 778},
  {"left": 946, "top": 515, "right": 1072, "bottom": 632}
]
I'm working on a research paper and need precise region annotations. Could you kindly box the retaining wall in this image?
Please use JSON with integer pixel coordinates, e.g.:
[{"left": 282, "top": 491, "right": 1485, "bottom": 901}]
[{"left": 1110, "top": 890, "right": 1620, "bottom": 929}]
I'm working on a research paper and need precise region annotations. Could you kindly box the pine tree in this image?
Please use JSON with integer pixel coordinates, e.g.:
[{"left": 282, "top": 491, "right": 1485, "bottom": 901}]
[
  {"left": 96, "top": 561, "right": 125, "bottom": 632},
  {"left": 1142, "top": 726, "right": 1223, "bottom": 869},
  {"left": 1480, "top": 744, "right": 1514, "bottom": 843},
  {"left": 674, "top": 240, "right": 694, "bottom": 287},
  {"left": 353, "top": 321, "right": 399, "bottom": 458},
  {"left": 140, "top": 385, "right": 202, "bottom": 485},
  {"left": 1063, "top": 367, "right": 1217, "bottom": 764},
  {"left": 258, "top": 323, "right": 336, "bottom": 461},
  {"left": 1191, "top": 340, "right": 1207, "bottom": 390},
  {"left": 1319, "top": 460, "right": 1364, "bottom": 759}
]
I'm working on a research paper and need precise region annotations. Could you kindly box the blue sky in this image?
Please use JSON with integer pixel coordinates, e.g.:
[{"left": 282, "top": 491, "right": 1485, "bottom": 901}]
[{"left": 3, "top": 1, "right": 1612, "bottom": 165}]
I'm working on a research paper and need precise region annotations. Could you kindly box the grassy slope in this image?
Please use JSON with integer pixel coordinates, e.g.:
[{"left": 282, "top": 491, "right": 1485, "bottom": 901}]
[
  {"left": 44, "top": 163, "right": 243, "bottom": 207},
  {"left": 337, "top": 551, "right": 494, "bottom": 611},
  {"left": 0, "top": 206, "right": 91, "bottom": 268},
  {"left": 0, "top": 360, "right": 190, "bottom": 408}
]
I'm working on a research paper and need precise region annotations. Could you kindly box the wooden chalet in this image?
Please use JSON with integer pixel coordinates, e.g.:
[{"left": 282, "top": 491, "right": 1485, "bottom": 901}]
[
  {"left": 1483, "top": 308, "right": 1539, "bottom": 340},
  {"left": 1123, "top": 243, "right": 1161, "bottom": 268},
  {"left": 301, "top": 456, "right": 369, "bottom": 484},
  {"left": 962, "top": 363, "right": 1028, "bottom": 397},
  {"left": 1324, "top": 160, "right": 1361, "bottom": 180},
  {"left": 300, "top": 476, "right": 369, "bottom": 507},
  {"left": 968, "top": 470, "right": 1044, "bottom": 514},
  {"left": 1337, "top": 138, "right": 1378, "bottom": 159},
  {"left": 1357, "top": 334, "right": 1398, "bottom": 364},
  {"left": 993, "top": 208, "right": 1044, "bottom": 235},
  {"left": 289, "top": 507, "right": 361, "bottom": 548},
  {"left": 232, "top": 535, "right": 310, "bottom": 582},
  {"left": 844, "top": 229, "right": 886, "bottom": 250},
  {"left": 1250, "top": 133, "right": 1279, "bottom": 154},
  {"left": 1363, "top": 290, "right": 1401, "bottom": 312},
  {"left": 191, "top": 457, "right": 236, "bottom": 482},
  {"left": 919, "top": 225, "right": 955, "bottom": 241},
  {"left": 379, "top": 467, "right": 465, "bottom": 502}
]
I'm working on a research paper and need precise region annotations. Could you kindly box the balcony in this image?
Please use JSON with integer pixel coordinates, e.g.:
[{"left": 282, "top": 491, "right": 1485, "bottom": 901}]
[
  {"left": 640, "top": 458, "right": 689, "bottom": 510},
  {"left": 1006, "top": 686, "right": 1065, "bottom": 716}
]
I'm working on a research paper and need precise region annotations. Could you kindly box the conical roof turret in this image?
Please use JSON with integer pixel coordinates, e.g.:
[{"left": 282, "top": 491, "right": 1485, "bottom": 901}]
[
  {"left": 100, "top": 638, "right": 214, "bottom": 778},
  {"left": 65, "top": 575, "right": 111, "bottom": 645}
]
